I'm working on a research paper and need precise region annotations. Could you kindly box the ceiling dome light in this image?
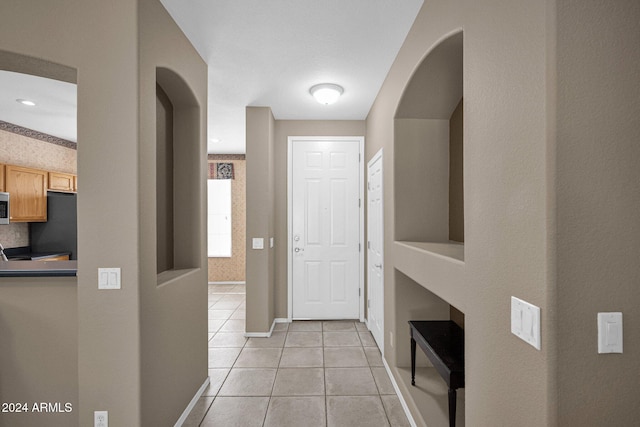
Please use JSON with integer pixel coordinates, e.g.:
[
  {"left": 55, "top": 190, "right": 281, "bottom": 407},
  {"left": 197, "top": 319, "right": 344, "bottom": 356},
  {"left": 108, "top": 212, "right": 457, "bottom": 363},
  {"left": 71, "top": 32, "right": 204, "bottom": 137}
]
[
  {"left": 16, "top": 99, "right": 36, "bottom": 106},
  {"left": 310, "top": 83, "right": 344, "bottom": 105}
]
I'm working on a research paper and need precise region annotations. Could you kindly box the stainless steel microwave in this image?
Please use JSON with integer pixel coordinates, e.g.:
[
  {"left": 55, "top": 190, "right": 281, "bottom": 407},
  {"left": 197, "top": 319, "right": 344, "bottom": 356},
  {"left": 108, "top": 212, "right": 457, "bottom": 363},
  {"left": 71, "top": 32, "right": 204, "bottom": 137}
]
[{"left": 0, "top": 192, "right": 9, "bottom": 225}]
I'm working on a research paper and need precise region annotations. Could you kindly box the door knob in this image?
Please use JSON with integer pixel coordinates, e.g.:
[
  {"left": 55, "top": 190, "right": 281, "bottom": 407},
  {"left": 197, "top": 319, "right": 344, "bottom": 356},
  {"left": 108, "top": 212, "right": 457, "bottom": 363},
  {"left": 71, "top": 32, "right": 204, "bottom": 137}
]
[
  {"left": 294, "top": 247, "right": 304, "bottom": 253},
  {"left": 375, "top": 263, "right": 382, "bottom": 269}
]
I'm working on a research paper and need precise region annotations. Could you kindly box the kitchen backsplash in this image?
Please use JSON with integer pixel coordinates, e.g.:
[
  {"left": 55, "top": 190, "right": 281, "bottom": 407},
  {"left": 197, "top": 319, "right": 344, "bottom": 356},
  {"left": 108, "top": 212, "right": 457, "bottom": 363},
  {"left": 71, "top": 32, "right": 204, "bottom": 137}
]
[
  {"left": 0, "top": 223, "right": 29, "bottom": 248},
  {"left": 1, "top": 125, "right": 78, "bottom": 248},
  {"left": 0, "top": 128, "right": 77, "bottom": 174}
]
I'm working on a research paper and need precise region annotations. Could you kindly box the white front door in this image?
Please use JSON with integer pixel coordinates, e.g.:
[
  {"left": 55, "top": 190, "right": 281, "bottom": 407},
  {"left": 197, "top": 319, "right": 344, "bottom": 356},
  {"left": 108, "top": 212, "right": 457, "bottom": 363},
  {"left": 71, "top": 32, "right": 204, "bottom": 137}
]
[
  {"left": 290, "top": 137, "right": 362, "bottom": 319},
  {"left": 367, "top": 149, "right": 384, "bottom": 350}
]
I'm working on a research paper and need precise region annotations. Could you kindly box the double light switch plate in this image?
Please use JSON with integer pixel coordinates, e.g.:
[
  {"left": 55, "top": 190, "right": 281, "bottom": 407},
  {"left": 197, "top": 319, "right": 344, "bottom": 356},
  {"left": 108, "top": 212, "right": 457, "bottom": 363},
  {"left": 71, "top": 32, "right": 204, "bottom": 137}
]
[{"left": 511, "top": 296, "right": 541, "bottom": 350}]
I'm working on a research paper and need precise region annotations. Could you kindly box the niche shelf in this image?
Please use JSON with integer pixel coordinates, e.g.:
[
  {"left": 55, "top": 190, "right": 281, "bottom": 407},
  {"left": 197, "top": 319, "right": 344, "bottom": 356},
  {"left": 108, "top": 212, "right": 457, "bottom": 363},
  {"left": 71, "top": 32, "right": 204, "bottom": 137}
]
[
  {"left": 393, "top": 241, "right": 464, "bottom": 310},
  {"left": 392, "top": 30, "right": 466, "bottom": 427},
  {"left": 394, "top": 31, "right": 465, "bottom": 263},
  {"left": 393, "top": 269, "right": 467, "bottom": 427}
]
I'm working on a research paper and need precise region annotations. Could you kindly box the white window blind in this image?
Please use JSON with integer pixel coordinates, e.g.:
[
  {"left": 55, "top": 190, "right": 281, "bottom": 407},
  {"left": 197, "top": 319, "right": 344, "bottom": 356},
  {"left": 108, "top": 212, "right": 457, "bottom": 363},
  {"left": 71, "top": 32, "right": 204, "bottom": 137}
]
[{"left": 207, "top": 179, "right": 232, "bottom": 257}]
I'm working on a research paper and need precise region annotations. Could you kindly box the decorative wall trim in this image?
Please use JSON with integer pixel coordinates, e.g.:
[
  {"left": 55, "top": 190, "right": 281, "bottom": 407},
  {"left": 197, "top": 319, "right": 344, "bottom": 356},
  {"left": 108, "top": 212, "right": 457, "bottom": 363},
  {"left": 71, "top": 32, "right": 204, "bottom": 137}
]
[
  {"left": 207, "top": 154, "right": 245, "bottom": 161},
  {"left": 208, "top": 162, "right": 234, "bottom": 179},
  {"left": 0, "top": 121, "right": 76, "bottom": 150}
]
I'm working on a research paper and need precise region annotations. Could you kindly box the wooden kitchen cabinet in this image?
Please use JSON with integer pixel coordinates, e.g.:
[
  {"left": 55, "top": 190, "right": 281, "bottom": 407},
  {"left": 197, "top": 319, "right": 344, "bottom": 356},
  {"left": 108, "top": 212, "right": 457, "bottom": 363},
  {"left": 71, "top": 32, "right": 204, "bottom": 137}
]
[
  {"left": 5, "top": 165, "right": 48, "bottom": 222},
  {"left": 49, "top": 171, "right": 76, "bottom": 193},
  {"left": 0, "top": 164, "right": 5, "bottom": 192}
]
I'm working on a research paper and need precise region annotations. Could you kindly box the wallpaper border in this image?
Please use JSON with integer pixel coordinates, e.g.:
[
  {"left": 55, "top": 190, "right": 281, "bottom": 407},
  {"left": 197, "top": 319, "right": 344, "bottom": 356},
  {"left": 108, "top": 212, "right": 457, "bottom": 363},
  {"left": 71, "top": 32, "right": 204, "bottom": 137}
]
[{"left": 0, "top": 120, "right": 77, "bottom": 150}]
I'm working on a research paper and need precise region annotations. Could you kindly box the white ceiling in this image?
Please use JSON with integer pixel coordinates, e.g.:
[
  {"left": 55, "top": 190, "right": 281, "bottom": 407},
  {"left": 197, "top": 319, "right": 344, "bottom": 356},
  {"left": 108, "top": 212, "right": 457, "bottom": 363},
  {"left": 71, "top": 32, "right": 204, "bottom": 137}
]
[
  {"left": 160, "top": 0, "right": 424, "bottom": 154},
  {"left": 0, "top": 70, "right": 77, "bottom": 143},
  {"left": 0, "top": 1, "right": 423, "bottom": 154}
]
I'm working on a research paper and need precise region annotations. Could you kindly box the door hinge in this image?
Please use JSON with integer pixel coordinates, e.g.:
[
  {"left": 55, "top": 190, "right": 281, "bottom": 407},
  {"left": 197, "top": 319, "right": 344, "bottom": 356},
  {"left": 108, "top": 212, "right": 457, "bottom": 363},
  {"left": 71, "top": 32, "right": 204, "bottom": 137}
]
[
  {"left": 359, "top": 288, "right": 361, "bottom": 297},
  {"left": 367, "top": 241, "right": 371, "bottom": 249},
  {"left": 359, "top": 198, "right": 361, "bottom": 208},
  {"left": 359, "top": 243, "right": 361, "bottom": 252},
  {"left": 359, "top": 153, "right": 361, "bottom": 162},
  {"left": 368, "top": 299, "right": 370, "bottom": 309}
]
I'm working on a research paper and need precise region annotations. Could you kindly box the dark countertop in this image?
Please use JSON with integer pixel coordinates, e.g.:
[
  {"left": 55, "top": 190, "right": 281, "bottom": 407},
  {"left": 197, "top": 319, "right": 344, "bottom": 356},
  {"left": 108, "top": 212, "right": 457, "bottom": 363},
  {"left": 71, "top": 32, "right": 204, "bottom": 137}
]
[
  {"left": 0, "top": 260, "right": 77, "bottom": 277},
  {"left": 4, "top": 246, "right": 71, "bottom": 261}
]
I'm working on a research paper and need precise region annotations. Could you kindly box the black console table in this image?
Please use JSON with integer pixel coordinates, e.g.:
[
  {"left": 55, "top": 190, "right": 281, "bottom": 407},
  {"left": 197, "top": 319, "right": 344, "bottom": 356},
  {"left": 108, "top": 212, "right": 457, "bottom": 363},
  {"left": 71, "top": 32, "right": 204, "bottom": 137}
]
[{"left": 409, "top": 320, "right": 465, "bottom": 427}]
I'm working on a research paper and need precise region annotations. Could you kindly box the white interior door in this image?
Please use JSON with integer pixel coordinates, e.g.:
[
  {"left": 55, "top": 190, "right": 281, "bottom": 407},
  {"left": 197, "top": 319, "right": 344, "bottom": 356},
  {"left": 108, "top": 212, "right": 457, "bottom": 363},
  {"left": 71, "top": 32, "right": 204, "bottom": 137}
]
[
  {"left": 290, "top": 137, "right": 362, "bottom": 319},
  {"left": 367, "top": 149, "right": 384, "bottom": 350}
]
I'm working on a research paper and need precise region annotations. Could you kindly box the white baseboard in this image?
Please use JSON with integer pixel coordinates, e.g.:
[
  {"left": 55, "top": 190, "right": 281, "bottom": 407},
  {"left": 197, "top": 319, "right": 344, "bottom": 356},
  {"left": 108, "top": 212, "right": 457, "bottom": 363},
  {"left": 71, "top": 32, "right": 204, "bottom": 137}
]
[
  {"left": 244, "top": 318, "right": 289, "bottom": 338},
  {"left": 174, "top": 377, "right": 210, "bottom": 427},
  {"left": 383, "top": 357, "right": 417, "bottom": 427}
]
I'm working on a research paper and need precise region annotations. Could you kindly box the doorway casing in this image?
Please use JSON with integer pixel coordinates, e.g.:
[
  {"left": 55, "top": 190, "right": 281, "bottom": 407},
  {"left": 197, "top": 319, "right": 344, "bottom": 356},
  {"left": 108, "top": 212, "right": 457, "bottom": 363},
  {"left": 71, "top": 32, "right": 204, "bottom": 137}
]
[{"left": 287, "top": 136, "right": 365, "bottom": 322}]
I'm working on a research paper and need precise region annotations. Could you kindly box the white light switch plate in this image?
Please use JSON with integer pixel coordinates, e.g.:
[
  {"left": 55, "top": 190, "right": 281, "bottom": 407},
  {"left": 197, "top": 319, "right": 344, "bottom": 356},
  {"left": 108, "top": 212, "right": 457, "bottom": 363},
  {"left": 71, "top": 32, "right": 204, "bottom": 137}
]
[
  {"left": 98, "top": 268, "right": 121, "bottom": 290},
  {"left": 511, "top": 296, "right": 541, "bottom": 350},
  {"left": 270, "top": 237, "right": 274, "bottom": 248},
  {"left": 598, "top": 312, "right": 623, "bottom": 354},
  {"left": 252, "top": 238, "right": 264, "bottom": 250}
]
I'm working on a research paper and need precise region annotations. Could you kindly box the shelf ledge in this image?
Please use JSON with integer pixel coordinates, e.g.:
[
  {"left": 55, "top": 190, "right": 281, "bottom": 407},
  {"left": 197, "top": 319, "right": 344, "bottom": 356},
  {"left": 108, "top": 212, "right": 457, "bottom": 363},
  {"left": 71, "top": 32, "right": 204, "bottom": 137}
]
[{"left": 395, "top": 241, "right": 464, "bottom": 263}]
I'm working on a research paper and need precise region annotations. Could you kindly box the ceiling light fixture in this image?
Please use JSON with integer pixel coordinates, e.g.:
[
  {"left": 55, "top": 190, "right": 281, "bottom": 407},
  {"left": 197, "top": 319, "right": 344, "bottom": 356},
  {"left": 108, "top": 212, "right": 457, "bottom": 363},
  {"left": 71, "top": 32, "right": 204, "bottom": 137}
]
[
  {"left": 16, "top": 98, "right": 36, "bottom": 106},
  {"left": 309, "top": 83, "right": 344, "bottom": 105}
]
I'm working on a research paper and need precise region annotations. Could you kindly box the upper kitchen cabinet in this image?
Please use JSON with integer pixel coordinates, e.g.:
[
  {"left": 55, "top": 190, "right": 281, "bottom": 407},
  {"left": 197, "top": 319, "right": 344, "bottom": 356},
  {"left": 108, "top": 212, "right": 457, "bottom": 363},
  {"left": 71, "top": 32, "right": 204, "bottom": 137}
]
[
  {"left": 0, "top": 164, "right": 5, "bottom": 191},
  {"left": 6, "top": 165, "right": 48, "bottom": 222},
  {"left": 49, "top": 171, "right": 76, "bottom": 193}
]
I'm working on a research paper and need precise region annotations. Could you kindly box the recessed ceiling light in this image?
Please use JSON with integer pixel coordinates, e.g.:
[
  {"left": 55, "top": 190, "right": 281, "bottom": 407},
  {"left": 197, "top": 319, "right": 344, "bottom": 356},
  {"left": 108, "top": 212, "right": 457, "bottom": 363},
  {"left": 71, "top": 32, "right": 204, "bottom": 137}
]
[
  {"left": 16, "top": 99, "right": 36, "bottom": 106},
  {"left": 309, "top": 83, "right": 344, "bottom": 105}
]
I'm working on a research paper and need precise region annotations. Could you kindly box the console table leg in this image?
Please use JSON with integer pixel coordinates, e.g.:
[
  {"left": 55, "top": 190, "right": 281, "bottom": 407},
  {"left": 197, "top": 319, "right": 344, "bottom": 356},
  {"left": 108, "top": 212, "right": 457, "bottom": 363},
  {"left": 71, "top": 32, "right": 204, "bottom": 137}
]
[
  {"left": 410, "top": 337, "right": 416, "bottom": 386},
  {"left": 448, "top": 388, "right": 457, "bottom": 427}
]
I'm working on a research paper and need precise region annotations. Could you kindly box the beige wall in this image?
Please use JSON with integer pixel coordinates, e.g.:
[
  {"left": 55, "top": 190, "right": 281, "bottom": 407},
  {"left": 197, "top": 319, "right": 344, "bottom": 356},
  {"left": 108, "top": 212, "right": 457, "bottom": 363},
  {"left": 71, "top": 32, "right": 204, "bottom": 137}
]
[
  {"left": 0, "top": 128, "right": 77, "bottom": 247},
  {"left": 555, "top": 1, "right": 640, "bottom": 425},
  {"left": 449, "top": 99, "right": 464, "bottom": 242},
  {"left": 366, "top": 0, "right": 552, "bottom": 425},
  {"left": 365, "top": 0, "right": 640, "bottom": 426},
  {"left": 246, "top": 107, "right": 276, "bottom": 332},
  {"left": 273, "top": 120, "right": 366, "bottom": 318},
  {"left": 208, "top": 155, "right": 246, "bottom": 282},
  {"left": 138, "top": 0, "right": 208, "bottom": 425},
  {"left": 0, "top": 278, "right": 77, "bottom": 427},
  {"left": 246, "top": 118, "right": 365, "bottom": 331},
  {"left": 1, "top": 0, "right": 207, "bottom": 425}
]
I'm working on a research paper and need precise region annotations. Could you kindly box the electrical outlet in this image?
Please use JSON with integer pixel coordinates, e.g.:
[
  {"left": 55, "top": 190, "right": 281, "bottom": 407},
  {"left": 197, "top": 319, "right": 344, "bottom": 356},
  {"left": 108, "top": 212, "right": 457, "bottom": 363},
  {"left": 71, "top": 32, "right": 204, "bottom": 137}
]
[{"left": 94, "top": 411, "right": 108, "bottom": 427}]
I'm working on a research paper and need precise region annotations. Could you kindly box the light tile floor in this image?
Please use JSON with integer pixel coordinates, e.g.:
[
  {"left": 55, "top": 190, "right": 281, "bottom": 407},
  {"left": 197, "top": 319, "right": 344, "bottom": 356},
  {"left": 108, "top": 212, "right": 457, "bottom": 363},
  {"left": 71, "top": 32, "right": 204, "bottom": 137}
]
[{"left": 183, "top": 283, "right": 410, "bottom": 427}]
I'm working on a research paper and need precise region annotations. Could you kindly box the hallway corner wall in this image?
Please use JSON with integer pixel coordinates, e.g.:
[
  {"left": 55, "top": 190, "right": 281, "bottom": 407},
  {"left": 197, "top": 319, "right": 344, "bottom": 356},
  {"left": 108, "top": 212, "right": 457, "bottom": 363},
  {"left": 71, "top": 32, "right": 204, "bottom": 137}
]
[{"left": 246, "top": 106, "right": 276, "bottom": 333}]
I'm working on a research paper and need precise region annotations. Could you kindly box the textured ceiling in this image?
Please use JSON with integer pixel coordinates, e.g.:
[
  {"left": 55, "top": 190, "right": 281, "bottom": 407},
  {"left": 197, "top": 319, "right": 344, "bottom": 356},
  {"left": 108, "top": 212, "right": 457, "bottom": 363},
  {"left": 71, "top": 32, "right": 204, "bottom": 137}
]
[
  {"left": 0, "top": 1, "right": 423, "bottom": 154},
  {"left": 160, "top": 0, "right": 423, "bottom": 153},
  {"left": 0, "top": 70, "right": 77, "bottom": 142}
]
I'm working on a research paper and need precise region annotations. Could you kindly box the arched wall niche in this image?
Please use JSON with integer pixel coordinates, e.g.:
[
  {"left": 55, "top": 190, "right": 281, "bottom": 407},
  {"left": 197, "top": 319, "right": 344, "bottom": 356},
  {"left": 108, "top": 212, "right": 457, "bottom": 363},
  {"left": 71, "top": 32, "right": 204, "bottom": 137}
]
[
  {"left": 393, "top": 30, "right": 464, "bottom": 244},
  {"left": 390, "top": 31, "right": 466, "bottom": 426},
  {"left": 155, "top": 67, "right": 201, "bottom": 278}
]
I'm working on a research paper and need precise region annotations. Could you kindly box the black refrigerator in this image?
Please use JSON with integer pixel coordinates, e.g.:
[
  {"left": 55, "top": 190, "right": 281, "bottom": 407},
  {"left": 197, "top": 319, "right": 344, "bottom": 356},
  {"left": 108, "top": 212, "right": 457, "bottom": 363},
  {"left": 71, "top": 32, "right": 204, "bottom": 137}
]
[{"left": 30, "top": 191, "right": 78, "bottom": 260}]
